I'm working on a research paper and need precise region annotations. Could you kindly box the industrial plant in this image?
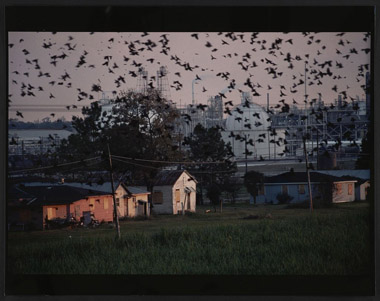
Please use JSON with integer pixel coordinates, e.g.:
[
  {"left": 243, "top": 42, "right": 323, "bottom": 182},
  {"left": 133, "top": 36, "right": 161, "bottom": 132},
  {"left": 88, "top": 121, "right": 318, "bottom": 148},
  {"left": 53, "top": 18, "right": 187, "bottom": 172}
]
[{"left": 9, "top": 66, "right": 370, "bottom": 173}]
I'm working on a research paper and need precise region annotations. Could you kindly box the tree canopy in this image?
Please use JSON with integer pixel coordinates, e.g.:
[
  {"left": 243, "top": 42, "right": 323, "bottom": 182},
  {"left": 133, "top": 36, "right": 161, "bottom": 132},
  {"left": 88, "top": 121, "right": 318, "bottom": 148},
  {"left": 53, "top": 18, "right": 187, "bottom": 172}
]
[
  {"left": 183, "top": 124, "right": 237, "bottom": 204},
  {"left": 58, "top": 88, "right": 183, "bottom": 185},
  {"left": 243, "top": 170, "right": 264, "bottom": 204}
]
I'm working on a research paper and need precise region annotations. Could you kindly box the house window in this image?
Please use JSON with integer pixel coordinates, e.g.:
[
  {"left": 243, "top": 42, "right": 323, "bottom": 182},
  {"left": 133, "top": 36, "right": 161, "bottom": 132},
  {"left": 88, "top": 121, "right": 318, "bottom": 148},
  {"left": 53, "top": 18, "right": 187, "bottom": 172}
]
[
  {"left": 47, "top": 207, "right": 55, "bottom": 219},
  {"left": 258, "top": 184, "right": 265, "bottom": 196},
  {"left": 75, "top": 205, "right": 80, "bottom": 217},
  {"left": 175, "top": 189, "right": 180, "bottom": 203},
  {"left": 104, "top": 199, "right": 108, "bottom": 210},
  {"left": 336, "top": 183, "right": 342, "bottom": 195},
  {"left": 89, "top": 199, "right": 95, "bottom": 211},
  {"left": 116, "top": 198, "right": 120, "bottom": 206},
  {"left": 299, "top": 184, "right": 305, "bottom": 194},
  {"left": 282, "top": 185, "right": 288, "bottom": 195},
  {"left": 348, "top": 183, "right": 353, "bottom": 195},
  {"left": 153, "top": 191, "right": 163, "bottom": 204}
]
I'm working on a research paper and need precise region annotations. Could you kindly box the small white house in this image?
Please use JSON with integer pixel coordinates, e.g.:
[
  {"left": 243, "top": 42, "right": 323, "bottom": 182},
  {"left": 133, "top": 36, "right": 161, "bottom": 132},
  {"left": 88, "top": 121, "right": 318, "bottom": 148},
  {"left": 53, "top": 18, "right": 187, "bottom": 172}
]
[
  {"left": 114, "top": 184, "right": 150, "bottom": 218},
  {"left": 316, "top": 170, "right": 370, "bottom": 201},
  {"left": 357, "top": 180, "right": 370, "bottom": 201},
  {"left": 137, "top": 170, "right": 197, "bottom": 215}
]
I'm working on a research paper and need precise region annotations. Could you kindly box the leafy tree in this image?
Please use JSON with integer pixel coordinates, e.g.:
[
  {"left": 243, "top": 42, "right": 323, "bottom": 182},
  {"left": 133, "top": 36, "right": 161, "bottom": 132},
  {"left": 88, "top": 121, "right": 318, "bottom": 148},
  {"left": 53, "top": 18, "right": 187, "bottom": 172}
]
[
  {"left": 58, "top": 101, "right": 107, "bottom": 172},
  {"left": 108, "top": 89, "right": 183, "bottom": 191},
  {"left": 58, "top": 89, "right": 183, "bottom": 190},
  {"left": 183, "top": 124, "right": 236, "bottom": 204},
  {"left": 243, "top": 170, "right": 264, "bottom": 204},
  {"left": 206, "top": 182, "right": 222, "bottom": 207},
  {"left": 221, "top": 176, "right": 240, "bottom": 204}
]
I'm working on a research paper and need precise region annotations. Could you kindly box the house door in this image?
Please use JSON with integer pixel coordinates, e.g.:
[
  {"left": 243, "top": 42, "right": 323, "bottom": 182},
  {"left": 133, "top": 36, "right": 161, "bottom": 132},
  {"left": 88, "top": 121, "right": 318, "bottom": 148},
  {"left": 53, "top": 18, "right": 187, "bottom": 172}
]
[
  {"left": 83, "top": 211, "right": 92, "bottom": 226},
  {"left": 124, "top": 199, "right": 128, "bottom": 217},
  {"left": 74, "top": 205, "right": 81, "bottom": 219},
  {"left": 137, "top": 201, "right": 145, "bottom": 216},
  {"left": 47, "top": 207, "right": 55, "bottom": 220},
  {"left": 187, "top": 193, "right": 191, "bottom": 210},
  {"left": 19, "top": 209, "right": 31, "bottom": 222}
]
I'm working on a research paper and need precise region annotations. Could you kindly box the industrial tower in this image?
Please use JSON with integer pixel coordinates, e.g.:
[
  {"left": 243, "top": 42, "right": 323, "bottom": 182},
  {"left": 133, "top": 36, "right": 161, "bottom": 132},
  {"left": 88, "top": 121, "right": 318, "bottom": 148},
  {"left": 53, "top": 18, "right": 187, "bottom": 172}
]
[
  {"left": 156, "top": 66, "right": 171, "bottom": 100},
  {"left": 136, "top": 67, "right": 148, "bottom": 95}
]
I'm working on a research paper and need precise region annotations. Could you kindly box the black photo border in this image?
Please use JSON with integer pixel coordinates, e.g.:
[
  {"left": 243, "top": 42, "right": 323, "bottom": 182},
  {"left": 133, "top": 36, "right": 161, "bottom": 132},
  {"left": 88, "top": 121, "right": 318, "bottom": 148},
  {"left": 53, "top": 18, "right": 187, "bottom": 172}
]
[{"left": 1, "top": 1, "right": 378, "bottom": 299}]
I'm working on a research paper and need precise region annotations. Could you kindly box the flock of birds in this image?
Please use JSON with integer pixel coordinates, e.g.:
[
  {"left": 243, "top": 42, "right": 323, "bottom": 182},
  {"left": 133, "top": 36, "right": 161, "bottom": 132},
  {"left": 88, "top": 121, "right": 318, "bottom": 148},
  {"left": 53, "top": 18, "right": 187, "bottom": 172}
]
[{"left": 9, "top": 31, "right": 371, "bottom": 162}]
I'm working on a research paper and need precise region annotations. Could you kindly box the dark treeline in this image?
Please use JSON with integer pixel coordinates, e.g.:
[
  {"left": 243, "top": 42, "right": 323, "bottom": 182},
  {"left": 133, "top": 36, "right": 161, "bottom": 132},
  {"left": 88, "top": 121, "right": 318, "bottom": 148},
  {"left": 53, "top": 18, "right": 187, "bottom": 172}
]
[{"left": 8, "top": 119, "right": 73, "bottom": 131}]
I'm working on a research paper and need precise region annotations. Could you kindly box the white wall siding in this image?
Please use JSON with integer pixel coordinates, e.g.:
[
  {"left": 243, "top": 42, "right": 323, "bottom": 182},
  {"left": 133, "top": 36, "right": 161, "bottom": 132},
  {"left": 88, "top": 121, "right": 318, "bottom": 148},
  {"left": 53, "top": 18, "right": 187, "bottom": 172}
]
[
  {"left": 152, "top": 185, "right": 174, "bottom": 214},
  {"left": 359, "top": 181, "right": 370, "bottom": 201},
  {"left": 332, "top": 182, "right": 356, "bottom": 203},
  {"left": 173, "top": 172, "right": 197, "bottom": 214},
  {"left": 137, "top": 171, "right": 197, "bottom": 215},
  {"left": 115, "top": 185, "right": 128, "bottom": 218},
  {"left": 136, "top": 185, "right": 174, "bottom": 215}
]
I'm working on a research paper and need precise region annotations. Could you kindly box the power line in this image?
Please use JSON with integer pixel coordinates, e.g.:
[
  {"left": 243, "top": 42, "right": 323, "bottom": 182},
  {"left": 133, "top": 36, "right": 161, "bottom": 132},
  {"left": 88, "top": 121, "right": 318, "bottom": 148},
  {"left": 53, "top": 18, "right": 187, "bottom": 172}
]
[
  {"left": 8, "top": 156, "right": 101, "bottom": 174},
  {"left": 111, "top": 154, "right": 230, "bottom": 165},
  {"left": 112, "top": 157, "right": 236, "bottom": 174},
  {"left": 111, "top": 154, "right": 261, "bottom": 165},
  {"left": 10, "top": 104, "right": 85, "bottom": 107},
  {"left": 61, "top": 159, "right": 106, "bottom": 172},
  {"left": 187, "top": 169, "right": 236, "bottom": 174},
  {"left": 111, "top": 157, "right": 161, "bottom": 170},
  {"left": 9, "top": 108, "right": 82, "bottom": 112}
]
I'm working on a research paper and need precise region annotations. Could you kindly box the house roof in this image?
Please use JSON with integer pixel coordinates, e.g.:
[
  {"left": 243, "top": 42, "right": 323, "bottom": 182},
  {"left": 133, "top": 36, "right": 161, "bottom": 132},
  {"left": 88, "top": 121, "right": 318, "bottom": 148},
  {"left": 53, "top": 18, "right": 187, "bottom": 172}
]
[
  {"left": 8, "top": 185, "right": 36, "bottom": 200},
  {"left": 22, "top": 181, "right": 150, "bottom": 197},
  {"left": 61, "top": 182, "right": 118, "bottom": 193},
  {"left": 120, "top": 183, "right": 150, "bottom": 195},
  {"left": 16, "top": 185, "right": 110, "bottom": 206},
  {"left": 315, "top": 169, "right": 370, "bottom": 180},
  {"left": 264, "top": 171, "right": 355, "bottom": 184},
  {"left": 153, "top": 170, "right": 197, "bottom": 186},
  {"left": 7, "top": 186, "right": 37, "bottom": 207},
  {"left": 337, "top": 175, "right": 368, "bottom": 185}
]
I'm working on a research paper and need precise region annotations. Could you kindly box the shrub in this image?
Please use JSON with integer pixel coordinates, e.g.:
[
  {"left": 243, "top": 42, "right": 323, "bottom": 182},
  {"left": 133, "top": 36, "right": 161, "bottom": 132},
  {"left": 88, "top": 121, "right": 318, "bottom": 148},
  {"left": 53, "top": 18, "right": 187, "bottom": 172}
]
[
  {"left": 276, "top": 193, "right": 294, "bottom": 204},
  {"left": 206, "top": 183, "right": 222, "bottom": 205}
]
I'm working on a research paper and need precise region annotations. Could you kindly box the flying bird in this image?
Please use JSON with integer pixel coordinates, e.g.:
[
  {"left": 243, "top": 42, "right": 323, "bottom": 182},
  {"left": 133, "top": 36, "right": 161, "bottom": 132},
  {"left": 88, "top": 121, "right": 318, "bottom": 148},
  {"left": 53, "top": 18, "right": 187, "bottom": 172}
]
[{"left": 16, "top": 111, "right": 24, "bottom": 118}]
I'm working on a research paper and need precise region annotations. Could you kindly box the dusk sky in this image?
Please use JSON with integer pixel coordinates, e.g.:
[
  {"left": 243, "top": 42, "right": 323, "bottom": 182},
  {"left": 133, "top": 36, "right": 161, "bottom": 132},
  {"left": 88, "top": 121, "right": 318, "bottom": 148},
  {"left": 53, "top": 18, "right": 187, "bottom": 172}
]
[{"left": 8, "top": 31, "right": 370, "bottom": 122}]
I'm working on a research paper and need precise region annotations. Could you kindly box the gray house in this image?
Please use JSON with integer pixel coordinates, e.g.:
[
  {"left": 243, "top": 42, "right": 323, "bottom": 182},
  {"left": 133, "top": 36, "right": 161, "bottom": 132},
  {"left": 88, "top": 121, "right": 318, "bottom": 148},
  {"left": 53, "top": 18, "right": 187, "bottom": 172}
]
[
  {"left": 137, "top": 170, "right": 197, "bottom": 215},
  {"left": 255, "top": 171, "right": 357, "bottom": 204}
]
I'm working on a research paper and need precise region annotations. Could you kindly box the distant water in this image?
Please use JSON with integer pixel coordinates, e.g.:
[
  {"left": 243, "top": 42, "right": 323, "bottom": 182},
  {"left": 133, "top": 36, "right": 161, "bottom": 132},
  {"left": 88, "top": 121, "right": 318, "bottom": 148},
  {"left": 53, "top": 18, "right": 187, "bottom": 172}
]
[{"left": 8, "top": 129, "right": 73, "bottom": 140}]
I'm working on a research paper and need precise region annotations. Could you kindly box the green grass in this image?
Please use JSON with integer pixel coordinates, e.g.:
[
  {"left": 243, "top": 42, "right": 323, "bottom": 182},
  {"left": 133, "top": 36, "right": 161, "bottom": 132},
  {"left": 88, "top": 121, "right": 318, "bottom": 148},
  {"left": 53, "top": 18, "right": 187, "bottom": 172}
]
[{"left": 7, "top": 202, "right": 372, "bottom": 275}]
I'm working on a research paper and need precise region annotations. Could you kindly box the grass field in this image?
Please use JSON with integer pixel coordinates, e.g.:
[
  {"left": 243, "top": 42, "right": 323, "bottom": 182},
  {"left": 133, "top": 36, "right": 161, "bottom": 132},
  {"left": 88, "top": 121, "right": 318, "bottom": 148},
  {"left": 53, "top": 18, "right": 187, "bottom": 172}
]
[{"left": 7, "top": 202, "right": 372, "bottom": 275}]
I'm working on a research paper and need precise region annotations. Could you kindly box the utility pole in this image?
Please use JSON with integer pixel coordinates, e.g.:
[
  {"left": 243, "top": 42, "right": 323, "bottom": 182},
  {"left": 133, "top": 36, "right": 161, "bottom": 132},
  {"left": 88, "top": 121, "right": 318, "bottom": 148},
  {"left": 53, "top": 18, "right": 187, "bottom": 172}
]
[
  {"left": 304, "top": 61, "right": 308, "bottom": 143},
  {"left": 245, "top": 134, "right": 248, "bottom": 174},
  {"left": 267, "top": 93, "right": 270, "bottom": 160},
  {"left": 267, "top": 129, "right": 270, "bottom": 160},
  {"left": 316, "top": 129, "right": 319, "bottom": 170},
  {"left": 107, "top": 143, "right": 121, "bottom": 239},
  {"left": 303, "top": 137, "right": 313, "bottom": 213}
]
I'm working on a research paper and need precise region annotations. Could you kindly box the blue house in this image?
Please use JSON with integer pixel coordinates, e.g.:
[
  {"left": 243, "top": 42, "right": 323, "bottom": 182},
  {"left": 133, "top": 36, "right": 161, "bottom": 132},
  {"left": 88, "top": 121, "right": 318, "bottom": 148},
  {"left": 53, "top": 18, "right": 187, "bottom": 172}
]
[{"left": 252, "top": 171, "right": 357, "bottom": 204}]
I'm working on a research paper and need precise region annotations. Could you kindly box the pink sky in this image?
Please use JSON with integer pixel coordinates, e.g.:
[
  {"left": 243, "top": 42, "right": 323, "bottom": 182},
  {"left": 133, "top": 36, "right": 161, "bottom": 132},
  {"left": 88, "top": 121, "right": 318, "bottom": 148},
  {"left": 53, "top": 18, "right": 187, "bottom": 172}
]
[{"left": 8, "top": 32, "right": 370, "bottom": 122}]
